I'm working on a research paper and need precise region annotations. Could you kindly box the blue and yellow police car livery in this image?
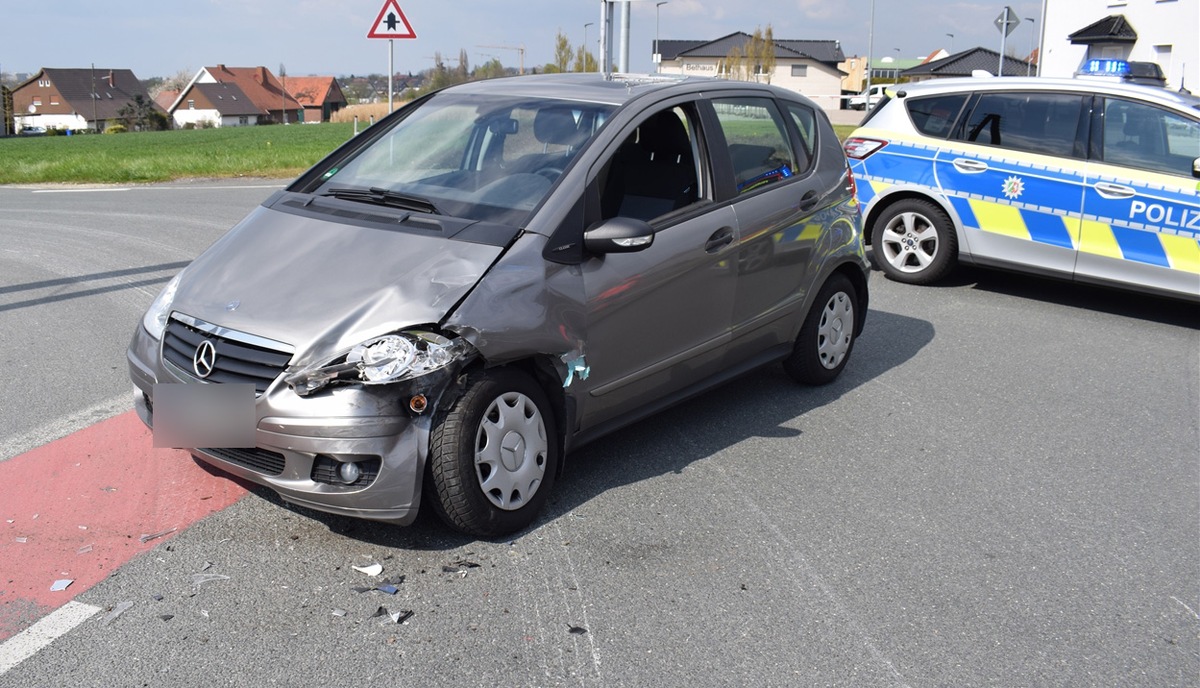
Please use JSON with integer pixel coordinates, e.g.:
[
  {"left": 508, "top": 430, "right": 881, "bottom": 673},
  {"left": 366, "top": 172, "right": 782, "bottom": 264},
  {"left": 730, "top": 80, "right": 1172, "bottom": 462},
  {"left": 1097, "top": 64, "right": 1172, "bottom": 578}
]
[{"left": 843, "top": 72, "right": 1200, "bottom": 302}]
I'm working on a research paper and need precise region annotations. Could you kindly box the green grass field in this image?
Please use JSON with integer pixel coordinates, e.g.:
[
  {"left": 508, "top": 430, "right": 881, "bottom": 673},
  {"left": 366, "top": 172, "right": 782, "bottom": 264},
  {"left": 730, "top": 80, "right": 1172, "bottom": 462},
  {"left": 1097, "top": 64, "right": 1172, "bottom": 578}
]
[
  {"left": 0, "top": 123, "right": 358, "bottom": 184},
  {"left": 0, "top": 122, "right": 858, "bottom": 185}
]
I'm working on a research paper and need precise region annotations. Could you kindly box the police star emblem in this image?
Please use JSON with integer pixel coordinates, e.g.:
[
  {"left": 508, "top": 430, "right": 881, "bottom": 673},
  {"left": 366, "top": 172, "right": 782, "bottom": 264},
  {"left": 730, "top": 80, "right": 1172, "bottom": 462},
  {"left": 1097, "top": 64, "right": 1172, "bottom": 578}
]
[{"left": 1002, "top": 175, "right": 1025, "bottom": 199}]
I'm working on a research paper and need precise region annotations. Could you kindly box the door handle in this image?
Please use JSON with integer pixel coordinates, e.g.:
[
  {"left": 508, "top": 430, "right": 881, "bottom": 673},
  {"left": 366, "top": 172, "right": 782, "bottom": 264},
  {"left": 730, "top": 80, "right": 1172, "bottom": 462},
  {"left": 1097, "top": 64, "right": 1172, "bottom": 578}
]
[
  {"left": 1093, "top": 182, "right": 1136, "bottom": 200},
  {"left": 799, "top": 189, "right": 819, "bottom": 212},
  {"left": 705, "top": 227, "right": 735, "bottom": 253},
  {"left": 952, "top": 158, "right": 988, "bottom": 174}
]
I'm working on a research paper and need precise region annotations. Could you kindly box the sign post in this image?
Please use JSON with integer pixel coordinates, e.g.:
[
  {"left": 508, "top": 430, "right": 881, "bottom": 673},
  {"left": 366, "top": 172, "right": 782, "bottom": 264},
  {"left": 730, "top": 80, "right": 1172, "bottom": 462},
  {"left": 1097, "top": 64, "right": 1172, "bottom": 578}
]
[
  {"left": 994, "top": 6, "right": 1020, "bottom": 76},
  {"left": 367, "top": 0, "right": 417, "bottom": 113}
]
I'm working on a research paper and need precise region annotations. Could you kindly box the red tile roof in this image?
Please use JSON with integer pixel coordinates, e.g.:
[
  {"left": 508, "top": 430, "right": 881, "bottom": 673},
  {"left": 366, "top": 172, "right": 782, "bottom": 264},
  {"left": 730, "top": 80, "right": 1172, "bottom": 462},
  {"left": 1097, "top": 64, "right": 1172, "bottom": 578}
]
[{"left": 203, "top": 65, "right": 302, "bottom": 114}]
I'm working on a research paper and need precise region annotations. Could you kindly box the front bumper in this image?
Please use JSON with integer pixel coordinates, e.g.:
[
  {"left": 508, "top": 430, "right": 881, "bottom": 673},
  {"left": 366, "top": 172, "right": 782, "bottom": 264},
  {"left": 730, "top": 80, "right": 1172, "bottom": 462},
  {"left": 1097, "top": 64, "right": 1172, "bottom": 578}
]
[{"left": 127, "top": 323, "right": 430, "bottom": 525}]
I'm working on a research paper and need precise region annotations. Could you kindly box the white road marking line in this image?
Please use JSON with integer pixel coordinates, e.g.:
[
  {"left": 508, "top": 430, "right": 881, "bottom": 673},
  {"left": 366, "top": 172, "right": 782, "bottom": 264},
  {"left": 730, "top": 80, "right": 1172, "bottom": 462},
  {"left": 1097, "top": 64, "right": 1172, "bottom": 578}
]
[
  {"left": 30, "top": 184, "right": 282, "bottom": 194},
  {"left": 32, "top": 188, "right": 130, "bottom": 193},
  {"left": 0, "top": 601, "right": 102, "bottom": 675},
  {"left": 0, "top": 393, "right": 130, "bottom": 463}
]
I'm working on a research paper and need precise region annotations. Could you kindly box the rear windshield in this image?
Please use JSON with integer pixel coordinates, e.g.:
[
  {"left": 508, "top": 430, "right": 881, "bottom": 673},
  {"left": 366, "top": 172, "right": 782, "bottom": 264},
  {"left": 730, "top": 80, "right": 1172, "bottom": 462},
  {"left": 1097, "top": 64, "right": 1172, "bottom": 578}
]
[
  {"left": 906, "top": 93, "right": 970, "bottom": 138},
  {"left": 314, "top": 93, "right": 614, "bottom": 225}
]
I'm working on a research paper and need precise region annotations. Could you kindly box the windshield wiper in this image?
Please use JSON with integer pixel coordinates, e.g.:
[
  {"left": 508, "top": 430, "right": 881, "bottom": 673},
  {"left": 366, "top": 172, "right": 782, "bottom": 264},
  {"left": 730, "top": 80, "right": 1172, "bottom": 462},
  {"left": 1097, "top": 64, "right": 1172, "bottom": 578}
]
[{"left": 321, "top": 187, "right": 442, "bottom": 215}]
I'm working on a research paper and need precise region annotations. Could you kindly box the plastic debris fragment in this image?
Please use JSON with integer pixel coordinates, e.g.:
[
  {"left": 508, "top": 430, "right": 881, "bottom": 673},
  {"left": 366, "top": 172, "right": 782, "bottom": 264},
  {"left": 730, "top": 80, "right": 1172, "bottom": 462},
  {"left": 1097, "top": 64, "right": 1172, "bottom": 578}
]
[
  {"left": 77, "top": 544, "right": 93, "bottom": 554},
  {"left": 371, "top": 606, "right": 412, "bottom": 624},
  {"left": 191, "top": 573, "right": 230, "bottom": 587},
  {"left": 568, "top": 625, "right": 588, "bottom": 635},
  {"left": 50, "top": 579, "right": 73, "bottom": 592},
  {"left": 332, "top": 609, "right": 348, "bottom": 617},
  {"left": 159, "top": 615, "right": 174, "bottom": 622},
  {"left": 139, "top": 527, "right": 177, "bottom": 543},
  {"left": 101, "top": 601, "right": 134, "bottom": 627},
  {"left": 442, "top": 559, "right": 482, "bottom": 576},
  {"left": 561, "top": 354, "right": 591, "bottom": 388},
  {"left": 353, "top": 563, "right": 383, "bottom": 576},
  {"left": 15, "top": 537, "right": 28, "bottom": 544},
  {"left": 152, "top": 595, "right": 164, "bottom": 602}
]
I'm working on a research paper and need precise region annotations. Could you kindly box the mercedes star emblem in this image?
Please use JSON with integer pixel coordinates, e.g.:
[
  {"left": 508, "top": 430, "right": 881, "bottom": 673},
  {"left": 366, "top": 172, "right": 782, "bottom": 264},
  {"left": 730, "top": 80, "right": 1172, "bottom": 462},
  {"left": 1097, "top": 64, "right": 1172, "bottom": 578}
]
[{"left": 193, "top": 339, "right": 218, "bottom": 379}]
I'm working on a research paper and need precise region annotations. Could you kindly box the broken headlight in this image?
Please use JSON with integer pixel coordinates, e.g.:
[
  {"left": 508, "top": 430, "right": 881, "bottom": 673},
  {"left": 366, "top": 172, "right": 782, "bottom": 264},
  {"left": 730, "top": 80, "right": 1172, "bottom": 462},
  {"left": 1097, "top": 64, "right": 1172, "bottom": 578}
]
[
  {"left": 285, "top": 330, "right": 473, "bottom": 396},
  {"left": 142, "top": 272, "right": 183, "bottom": 340}
]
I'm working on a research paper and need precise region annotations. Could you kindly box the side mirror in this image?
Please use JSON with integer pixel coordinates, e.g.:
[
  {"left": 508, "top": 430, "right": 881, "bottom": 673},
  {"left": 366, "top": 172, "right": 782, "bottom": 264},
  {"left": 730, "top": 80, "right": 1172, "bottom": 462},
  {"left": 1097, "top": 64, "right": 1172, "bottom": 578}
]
[{"left": 584, "top": 217, "right": 654, "bottom": 254}]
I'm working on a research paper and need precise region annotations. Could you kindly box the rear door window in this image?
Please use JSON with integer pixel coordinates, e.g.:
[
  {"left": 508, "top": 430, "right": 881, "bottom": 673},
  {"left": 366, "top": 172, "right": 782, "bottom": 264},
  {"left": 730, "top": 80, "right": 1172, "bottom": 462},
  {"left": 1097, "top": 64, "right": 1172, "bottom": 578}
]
[
  {"left": 710, "top": 97, "right": 798, "bottom": 195},
  {"left": 961, "top": 92, "right": 1087, "bottom": 158},
  {"left": 1099, "top": 98, "right": 1200, "bottom": 177}
]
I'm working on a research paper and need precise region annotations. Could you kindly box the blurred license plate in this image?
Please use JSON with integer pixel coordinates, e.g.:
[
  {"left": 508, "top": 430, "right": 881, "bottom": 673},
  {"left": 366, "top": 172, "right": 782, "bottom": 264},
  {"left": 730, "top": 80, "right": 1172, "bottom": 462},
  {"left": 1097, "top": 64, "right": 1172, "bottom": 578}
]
[{"left": 152, "top": 383, "right": 256, "bottom": 449}]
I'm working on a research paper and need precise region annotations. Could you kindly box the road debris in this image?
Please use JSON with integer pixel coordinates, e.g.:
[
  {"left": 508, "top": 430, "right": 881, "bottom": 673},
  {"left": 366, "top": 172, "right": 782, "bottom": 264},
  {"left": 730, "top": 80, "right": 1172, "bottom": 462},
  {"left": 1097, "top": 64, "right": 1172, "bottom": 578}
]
[
  {"left": 15, "top": 536, "right": 28, "bottom": 544},
  {"left": 139, "top": 527, "right": 177, "bottom": 544},
  {"left": 100, "top": 601, "right": 134, "bottom": 627},
  {"left": 77, "top": 544, "right": 94, "bottom": 554},
  {"left": 352, "top": 562, "right": 383, "bottom": 576},
  {"left": 191, "top": 573, "right": 230, "bottom": 587},
  {"left": 332, "top": 609, "right": 348, "bottom": 617},
  {"left": 371, "top": 606, "right": 413, "bottom": 624},
  {"left": 442, "top": 559, "right": 482, "bottom": 576},
  {"left": 50, "top": 579, "right": 74, "bottom": 592},
  {"left": 568, "top": 625, "right": 588, "bottom": 635}
]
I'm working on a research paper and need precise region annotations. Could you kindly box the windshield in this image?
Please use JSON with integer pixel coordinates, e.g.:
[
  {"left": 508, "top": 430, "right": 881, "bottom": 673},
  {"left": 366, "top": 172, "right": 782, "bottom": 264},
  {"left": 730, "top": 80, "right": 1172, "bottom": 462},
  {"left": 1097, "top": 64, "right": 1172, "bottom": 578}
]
[{"left": 315, "top": 92, "right": 614, "bottom": 225}]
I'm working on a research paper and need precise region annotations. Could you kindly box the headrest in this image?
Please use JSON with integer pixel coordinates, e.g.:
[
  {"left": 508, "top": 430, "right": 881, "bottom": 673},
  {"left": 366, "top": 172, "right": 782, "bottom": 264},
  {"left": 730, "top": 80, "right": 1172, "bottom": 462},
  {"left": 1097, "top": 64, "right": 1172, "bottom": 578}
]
[{"left": 534, "top": 108, "right": 582, "bottom": 146}]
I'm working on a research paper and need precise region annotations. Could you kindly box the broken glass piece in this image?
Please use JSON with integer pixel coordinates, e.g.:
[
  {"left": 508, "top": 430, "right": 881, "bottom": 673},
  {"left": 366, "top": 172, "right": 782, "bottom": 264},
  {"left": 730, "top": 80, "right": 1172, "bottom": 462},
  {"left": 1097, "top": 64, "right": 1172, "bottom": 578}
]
[
  {"left": 376, "top": 584, "right": 399, "bottom": 595},
  {"left": 77, "top": 544, "right": 93, "bottom": 554},
  {"left": 370, "top": 606, "right": 389, "bottom": 618},
  {"left": 101, "top": 601, "right": 134, "bottom": 627},
  {"left": 568, "top": 625, "right": 588, "bottom": 635},
  {"left": 139, "top": 527, "right": 177, "bottom": 543},
  {"left": 15, "top": 537, "right": 28, "bottom": 544},
  {"left": 50, "top": 579, "right": 74, "bottom": 592},
  {"left": 332, "top": 609, "right": 348, "bottom": 617},
  {"left": 191, "top": 573, "right": 230, "bottom": 587},
  {"left": 353, "top": 563, "right": 383, "bottom": 576},
  {"left": 152, "top": 595, "right": 164, "bottom": 602},
  {"left": 160, "top": 615, "right": 174, "bottom": 622},
  {"left": 389, "top": 610, "right": 413, "bottom": 624}
]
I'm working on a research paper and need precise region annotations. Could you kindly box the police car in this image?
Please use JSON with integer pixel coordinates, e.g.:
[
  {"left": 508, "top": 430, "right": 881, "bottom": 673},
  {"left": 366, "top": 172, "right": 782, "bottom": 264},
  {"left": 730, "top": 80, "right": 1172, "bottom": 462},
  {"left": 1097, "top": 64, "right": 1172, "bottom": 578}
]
[{"left": 844, "top": 65, "right": 1200, "bottom": 302}]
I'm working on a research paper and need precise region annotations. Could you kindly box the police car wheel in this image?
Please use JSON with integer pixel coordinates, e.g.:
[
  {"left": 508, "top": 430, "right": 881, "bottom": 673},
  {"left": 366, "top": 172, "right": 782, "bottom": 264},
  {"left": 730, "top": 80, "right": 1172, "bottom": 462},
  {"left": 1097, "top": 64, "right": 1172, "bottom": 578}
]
[
  {"left": 784, "top": 273, "right": 857, "bottom": 386},
  {"left": 872, "top": 199, "right": 957, "bottom": 285},
  {"left": 427, "top": 368, "right": 558, "bottom": 537}
]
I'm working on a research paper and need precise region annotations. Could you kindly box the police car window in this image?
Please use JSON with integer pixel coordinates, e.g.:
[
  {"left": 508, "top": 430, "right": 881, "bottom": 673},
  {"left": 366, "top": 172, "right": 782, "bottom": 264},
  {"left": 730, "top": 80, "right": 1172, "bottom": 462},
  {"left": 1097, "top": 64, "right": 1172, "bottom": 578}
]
[
  {"left": 711, "top": 97, "right": 798, "bottom": 194},
  {"left": 963, "top": 92, "right": 1085, "bottom": 158},
  {"left": 907, "top": 93, "right": 968, "bottom": 138},
  {"left": 1101, "top": 99, "right": 1200, "bottom": 177}
]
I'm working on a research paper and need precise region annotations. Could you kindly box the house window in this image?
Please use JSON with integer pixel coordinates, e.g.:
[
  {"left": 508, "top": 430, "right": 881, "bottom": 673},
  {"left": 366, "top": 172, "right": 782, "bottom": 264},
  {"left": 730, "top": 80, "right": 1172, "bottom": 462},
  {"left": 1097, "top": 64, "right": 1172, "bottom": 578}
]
[
  {"left": 188, "top": 100, "right": 195, "bottom": 109},
  {"left": 791, "top": 64, "right": 808, "bottom": 77},
  {"left": 32, "top": 97, "right": 42, "bottom": 106},
  {"left": 50, "top": 96, "right": 59, "bottom": 105},
  {"left": 239, "top": 116, "right": 248, "bottom": 125}
]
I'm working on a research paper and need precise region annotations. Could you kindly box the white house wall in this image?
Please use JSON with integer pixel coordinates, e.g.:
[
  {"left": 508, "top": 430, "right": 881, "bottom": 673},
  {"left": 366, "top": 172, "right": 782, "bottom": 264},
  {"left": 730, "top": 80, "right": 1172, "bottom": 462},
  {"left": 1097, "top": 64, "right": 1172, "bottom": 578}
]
[
  {"left": 1041, "top": 0, "right": 1198, "bottom": 90},
  {"left": 172, "top": 107, "right": 222, "bottom": 129},
  {"left": 660, "top": 59, "right": 845, "bottom": 112}
]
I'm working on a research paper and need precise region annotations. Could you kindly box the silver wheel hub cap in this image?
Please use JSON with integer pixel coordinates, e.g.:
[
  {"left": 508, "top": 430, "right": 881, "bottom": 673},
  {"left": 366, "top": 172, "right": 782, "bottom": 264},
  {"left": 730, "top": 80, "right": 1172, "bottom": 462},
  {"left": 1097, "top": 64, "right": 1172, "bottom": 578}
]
[
  {"left": 817, "top": 291, "right": 854, "bottom": 370},
  {"left": 475, "top": 391, "right": 547, "bottom": 511},
  {"left": 880, "top": 211, "right": 938, "bottom": 273}
]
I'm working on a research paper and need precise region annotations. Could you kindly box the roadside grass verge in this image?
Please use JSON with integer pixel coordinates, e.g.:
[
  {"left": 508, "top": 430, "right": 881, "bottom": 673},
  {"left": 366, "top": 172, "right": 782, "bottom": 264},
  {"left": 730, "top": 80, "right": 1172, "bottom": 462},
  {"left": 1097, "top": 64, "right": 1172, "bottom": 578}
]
[
  {"left": 0, "top": 123, "right": 358, "bottom": 184},
  {"left": 0, "top": 120, "right": 860, "bottom": 185}
]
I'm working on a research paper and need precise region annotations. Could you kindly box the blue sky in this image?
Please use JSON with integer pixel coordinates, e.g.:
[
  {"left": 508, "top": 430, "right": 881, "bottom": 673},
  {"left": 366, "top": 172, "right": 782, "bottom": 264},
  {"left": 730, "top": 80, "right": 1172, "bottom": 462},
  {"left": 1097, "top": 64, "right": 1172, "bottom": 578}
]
[{"left": 2, "top": 0, "right": 1046, "bottom": 79}]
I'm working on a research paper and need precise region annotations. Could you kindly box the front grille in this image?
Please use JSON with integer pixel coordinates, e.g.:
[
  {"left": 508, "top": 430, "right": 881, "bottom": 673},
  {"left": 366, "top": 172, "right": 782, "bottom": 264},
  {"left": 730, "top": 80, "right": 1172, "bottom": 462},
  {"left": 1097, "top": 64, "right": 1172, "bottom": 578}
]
[
  {"left": 202, "top": 447, "right": 286, "bottom": 476},
  {"left": 163, "top": 315, "right": 293, "bottom": 394}
]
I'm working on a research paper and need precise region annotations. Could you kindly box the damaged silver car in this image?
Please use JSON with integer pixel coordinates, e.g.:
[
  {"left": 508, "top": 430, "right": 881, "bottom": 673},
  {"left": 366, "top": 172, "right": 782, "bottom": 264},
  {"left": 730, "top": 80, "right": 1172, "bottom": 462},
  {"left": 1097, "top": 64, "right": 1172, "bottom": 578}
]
[{"left": 128, "top": 73, "right": 869, "bottom": 537}]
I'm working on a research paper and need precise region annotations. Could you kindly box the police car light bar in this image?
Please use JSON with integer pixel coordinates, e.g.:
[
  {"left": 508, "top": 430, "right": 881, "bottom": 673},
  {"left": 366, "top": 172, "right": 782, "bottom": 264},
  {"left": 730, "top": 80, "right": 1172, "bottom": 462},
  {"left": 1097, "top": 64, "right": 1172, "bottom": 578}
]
[{"left": 1080, "top": 59, "right": 1131, "bottom": 77}]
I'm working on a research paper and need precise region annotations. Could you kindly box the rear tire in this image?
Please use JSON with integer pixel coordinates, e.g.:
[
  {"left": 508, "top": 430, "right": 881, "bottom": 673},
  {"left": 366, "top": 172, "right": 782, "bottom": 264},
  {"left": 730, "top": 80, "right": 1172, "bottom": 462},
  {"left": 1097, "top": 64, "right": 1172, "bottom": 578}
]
[
  {"left": 427, "top": 368, "right": 558, "bottom": 537},
  {"left": 784, "top": 274, "right": 858, "bottom": 386},
  {"left": 871, "top": 198, "right": 957, "bottom": 285}
]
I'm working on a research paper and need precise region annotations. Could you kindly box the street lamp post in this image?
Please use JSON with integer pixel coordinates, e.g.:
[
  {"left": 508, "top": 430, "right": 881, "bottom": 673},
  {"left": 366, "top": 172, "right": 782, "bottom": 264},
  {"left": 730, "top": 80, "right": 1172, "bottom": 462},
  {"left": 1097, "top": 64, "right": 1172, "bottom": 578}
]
[
  {"left": 584, "top": 22, "right": 594, "bottom": 71},
  {"left": 1025, "top": 18, "right": 1035, "bottom": 75},
  {"left": 655, "top": 2, "right": 668, "bottom": 73},
  {"left": 946, "top": 33, "right": 954, "bottom": 53}
]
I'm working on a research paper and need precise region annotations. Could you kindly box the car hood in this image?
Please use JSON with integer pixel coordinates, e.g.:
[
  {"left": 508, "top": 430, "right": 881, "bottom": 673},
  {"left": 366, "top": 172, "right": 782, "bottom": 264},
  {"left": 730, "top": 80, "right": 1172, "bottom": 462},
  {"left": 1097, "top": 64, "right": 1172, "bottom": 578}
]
[{"left": 168, "top": 203, "right": 508, "bottom": 367}]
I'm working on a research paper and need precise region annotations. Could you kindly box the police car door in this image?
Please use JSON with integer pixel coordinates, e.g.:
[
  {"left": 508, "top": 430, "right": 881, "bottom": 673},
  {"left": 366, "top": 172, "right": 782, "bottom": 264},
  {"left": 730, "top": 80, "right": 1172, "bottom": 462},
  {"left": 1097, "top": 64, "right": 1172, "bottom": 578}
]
[
  {"left": 1076, "top": 97, "right": 1200, "bottom": 299},
  {"left": 935, "top": 91, "right": 1090, "bottom": 276}
]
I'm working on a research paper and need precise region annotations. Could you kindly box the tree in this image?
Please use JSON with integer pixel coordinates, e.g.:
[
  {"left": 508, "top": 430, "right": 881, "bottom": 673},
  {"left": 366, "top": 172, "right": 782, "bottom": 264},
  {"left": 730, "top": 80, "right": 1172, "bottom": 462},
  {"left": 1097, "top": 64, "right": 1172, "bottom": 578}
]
[
  {"left": 573, "top": 46, "right": 598, "bottom": 73},
  {"left": 115, "top": 94, "right": 167, "bottom": 131},
  {"left": 473, "top": 58, "right": 507, "bottom": 81},
  {"left": 723, "top": 26, "right": 776, "bottom": 83},
  {"left": 547, "top": 30, "right": 573, "bottom": 73}
]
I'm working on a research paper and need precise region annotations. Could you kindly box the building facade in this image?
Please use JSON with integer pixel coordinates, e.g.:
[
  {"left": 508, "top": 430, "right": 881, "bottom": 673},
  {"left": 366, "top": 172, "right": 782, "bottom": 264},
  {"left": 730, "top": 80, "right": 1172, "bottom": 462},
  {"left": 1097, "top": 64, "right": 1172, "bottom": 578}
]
[{"left": 1039, "top": 0, "right": 1197, "bottom": 90}]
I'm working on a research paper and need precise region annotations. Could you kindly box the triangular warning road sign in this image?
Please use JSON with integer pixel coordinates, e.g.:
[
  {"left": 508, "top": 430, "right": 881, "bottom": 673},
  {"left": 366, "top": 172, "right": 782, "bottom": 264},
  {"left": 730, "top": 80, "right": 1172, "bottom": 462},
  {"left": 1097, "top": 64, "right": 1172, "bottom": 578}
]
[{"left": 368, "top": 0, "right": 416, "bottom": 39}]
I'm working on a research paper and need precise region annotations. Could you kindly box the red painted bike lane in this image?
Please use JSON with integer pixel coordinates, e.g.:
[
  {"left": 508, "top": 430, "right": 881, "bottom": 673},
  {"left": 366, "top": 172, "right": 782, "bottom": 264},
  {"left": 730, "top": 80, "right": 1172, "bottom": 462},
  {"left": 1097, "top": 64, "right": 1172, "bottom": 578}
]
[{"left": 0, "top": 411, "right": 246, "bottom": 641}]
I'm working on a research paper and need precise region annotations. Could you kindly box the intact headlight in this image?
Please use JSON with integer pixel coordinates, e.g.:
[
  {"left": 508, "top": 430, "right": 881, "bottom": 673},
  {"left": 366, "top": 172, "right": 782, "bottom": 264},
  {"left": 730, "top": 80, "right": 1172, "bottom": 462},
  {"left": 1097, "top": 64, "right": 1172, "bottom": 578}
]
[
  {"left": 142, "top": 272, "right": 183, "bottom": 340},
  {"left": 285, "top": 330, "right": 472, "bottom": 396}
]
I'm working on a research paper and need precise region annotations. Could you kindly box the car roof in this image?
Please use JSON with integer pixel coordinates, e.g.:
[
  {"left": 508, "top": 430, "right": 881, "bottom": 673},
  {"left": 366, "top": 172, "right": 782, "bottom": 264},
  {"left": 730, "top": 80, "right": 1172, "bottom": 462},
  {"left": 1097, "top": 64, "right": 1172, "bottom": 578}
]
[
  {"left": 884, "top": 76, "right": 1200, "bottom": 112},
  {"left": 443, "top": 72, "right": 812, "bottom": 107}
]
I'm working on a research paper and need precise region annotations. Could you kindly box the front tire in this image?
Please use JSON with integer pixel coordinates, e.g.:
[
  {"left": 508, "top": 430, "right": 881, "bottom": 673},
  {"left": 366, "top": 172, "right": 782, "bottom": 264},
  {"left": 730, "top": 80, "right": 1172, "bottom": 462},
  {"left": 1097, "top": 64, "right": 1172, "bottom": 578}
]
[
  {"left": 428, "top": 368, "right": 558, "bottom": 537},
  {"left": 871, "top": 198, "right": 957, "bottom": 285},
  {"left": 784, "top": 274, "right": 858, "bottom": 386}
]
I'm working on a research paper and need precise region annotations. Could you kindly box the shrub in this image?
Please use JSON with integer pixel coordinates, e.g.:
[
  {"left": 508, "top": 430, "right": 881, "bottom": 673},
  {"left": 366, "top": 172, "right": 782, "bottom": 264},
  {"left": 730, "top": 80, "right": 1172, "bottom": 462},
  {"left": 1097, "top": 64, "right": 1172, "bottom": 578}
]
[{"left": 105, "top": 124, "right": 128, "bottom": 134}]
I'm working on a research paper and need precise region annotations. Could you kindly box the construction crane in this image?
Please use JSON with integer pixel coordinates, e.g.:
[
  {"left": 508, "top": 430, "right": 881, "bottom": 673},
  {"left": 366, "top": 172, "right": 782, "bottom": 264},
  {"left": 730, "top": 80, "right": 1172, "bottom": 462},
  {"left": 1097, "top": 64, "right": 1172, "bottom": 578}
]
[{"left": 477, "top": 45, "right": 526, "bottom": 75}]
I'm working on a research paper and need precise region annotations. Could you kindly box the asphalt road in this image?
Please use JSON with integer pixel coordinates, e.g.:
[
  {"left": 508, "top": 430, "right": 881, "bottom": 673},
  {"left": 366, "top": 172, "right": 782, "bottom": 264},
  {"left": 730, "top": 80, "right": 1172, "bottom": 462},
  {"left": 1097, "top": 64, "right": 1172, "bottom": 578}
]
[{"left": 1, "top": 180, "right": 1197, "bottom": 686}]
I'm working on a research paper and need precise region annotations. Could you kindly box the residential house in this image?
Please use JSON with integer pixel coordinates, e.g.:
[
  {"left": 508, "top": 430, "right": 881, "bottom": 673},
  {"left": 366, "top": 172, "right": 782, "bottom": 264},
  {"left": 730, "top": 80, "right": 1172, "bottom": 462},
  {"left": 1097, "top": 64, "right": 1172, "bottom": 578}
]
[
  {"left": 899, "top": 47, "right": 1036, "bottom": 82},
  {"left": 1040, "top": 0, "right": 1197, "bottom": 90},
  {"left": 169, "top": 65, "right": 301, "bottom": 128},
  {"left": 657, "top": 32, "right": 846, "bottom": 112},
  {"left": 11, "top": 67, "right": 163, "bottom": 132},
  {"left": 286, "top": 76, "right": 348, "bottom": 122}
]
